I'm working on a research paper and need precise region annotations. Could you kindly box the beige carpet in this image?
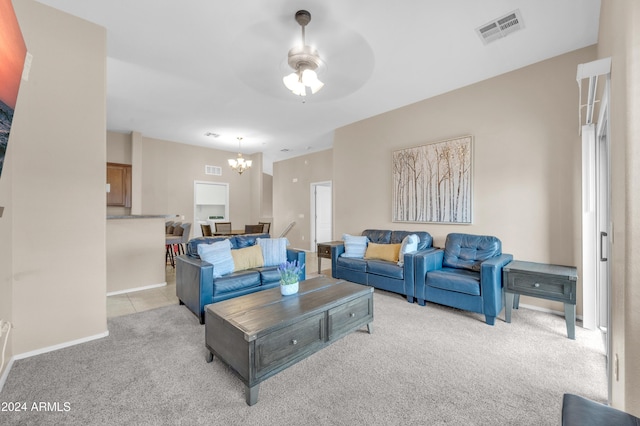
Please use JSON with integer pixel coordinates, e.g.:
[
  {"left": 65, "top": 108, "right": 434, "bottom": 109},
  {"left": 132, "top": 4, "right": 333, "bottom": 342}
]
[{"left": 0, "top": 289, "right": 606, "bottom": 425}]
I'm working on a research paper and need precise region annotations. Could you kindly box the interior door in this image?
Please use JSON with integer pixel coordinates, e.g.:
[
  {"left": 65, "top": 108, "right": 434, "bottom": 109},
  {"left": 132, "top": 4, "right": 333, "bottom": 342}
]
[{"left": 311, "top": 182, "right": 332, "bottom": 251}]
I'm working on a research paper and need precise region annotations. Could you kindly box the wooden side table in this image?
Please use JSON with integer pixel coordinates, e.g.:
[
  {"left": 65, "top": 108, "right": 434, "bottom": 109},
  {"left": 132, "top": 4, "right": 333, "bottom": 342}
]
[
  {"left": 503, "top": 260, "right": 578, "bottom": 339},
  {"left": 316, "top": 241, "right": 343, "bottom": 274}
]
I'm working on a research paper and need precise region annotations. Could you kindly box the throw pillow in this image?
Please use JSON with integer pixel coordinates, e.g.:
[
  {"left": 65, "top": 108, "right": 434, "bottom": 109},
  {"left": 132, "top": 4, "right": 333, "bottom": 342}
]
[
  {"left": 398, "top": 234, "right": 419, "bottom": 266},
  {"left": 341, "top": 234, "right": 368, "bottom": 258},
  {"left": 231, "top": 245, "right": 264, "bottom": 272},
  {"left": 256, "top": 238, "right": 289, "bottom": 267},
  {"left": 364, "top": 242, "right": 401, "bottom": 262},
  {"left": 197, "top": 239, "right": 235, "bottom": 278}
]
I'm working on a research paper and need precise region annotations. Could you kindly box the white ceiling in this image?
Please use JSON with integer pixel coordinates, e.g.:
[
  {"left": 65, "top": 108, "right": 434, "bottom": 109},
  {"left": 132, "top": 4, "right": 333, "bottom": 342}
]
[{"left": 36, "top": 0, "right": 600, "bottom": 171}]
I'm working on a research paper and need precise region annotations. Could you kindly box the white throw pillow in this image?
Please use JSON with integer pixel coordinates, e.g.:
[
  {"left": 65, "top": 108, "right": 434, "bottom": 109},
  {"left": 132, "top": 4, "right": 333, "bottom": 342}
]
[
  {"left": 340, "top": 234, "right": 368, "bottom": 258},
  {"left": 398, "top": 234, "right": 419, "bottom": 266},
  {"left": 256, "top": 238, "right": 289, "bottom": 267},
  {"left": 197, "top": 239, "right": 235, "bottom": 278}
]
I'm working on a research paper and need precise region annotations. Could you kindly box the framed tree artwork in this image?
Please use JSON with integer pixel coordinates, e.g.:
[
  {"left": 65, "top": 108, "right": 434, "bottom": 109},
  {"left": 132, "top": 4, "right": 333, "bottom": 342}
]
[{"left": 392, "top": 135, "right": 472, "bottom": 224}]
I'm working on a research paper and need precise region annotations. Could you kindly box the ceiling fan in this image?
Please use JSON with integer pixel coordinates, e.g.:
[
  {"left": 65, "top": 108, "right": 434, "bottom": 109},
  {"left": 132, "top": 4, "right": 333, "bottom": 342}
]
[{"left": 282, "top": 10, "right": 324, "bottom": 96}]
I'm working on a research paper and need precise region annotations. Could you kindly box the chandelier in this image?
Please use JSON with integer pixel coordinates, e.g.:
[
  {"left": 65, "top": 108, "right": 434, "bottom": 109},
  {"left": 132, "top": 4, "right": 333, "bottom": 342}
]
[
  {"left": 228, "top": 137, "right": 252, "bottom": 175},
  {"left": 282, "top": 10, "right": 324, "bottom": 96}
]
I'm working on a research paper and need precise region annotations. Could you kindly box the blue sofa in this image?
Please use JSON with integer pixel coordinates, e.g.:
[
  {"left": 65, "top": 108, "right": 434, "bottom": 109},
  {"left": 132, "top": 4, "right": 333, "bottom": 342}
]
[
  {"left": 176, "top": 233, "right": 306, "bottom": 324},
  {"left": 415, "top": 233, "right": 513, "bottom": 325},
  {"left": 331, "top": 229, "right": 436, "bottom": 302}
]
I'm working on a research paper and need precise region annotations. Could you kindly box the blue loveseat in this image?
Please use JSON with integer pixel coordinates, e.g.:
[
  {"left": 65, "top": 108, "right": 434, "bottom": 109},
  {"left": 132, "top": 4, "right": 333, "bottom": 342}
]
[
  {"left": 176, "top": 233, "right": 306, "bottom": 324},
  {"left": 331, "top": 229, "right": 436, "bottom": 302},
  {"left": 415, "top": 233, "right": 513, "bottom": 325}
]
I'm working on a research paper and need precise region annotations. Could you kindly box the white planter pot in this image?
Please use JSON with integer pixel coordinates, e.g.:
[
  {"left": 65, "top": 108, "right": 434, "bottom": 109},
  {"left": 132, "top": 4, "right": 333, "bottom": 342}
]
[{"left": 280, "top": 281, "right": 299, "bottom": 296}]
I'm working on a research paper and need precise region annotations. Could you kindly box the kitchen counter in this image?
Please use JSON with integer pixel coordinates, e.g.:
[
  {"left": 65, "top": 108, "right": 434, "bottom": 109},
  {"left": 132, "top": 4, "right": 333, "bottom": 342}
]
[{"left": 107, "top": 214, "right": 176, "bottom": 220}]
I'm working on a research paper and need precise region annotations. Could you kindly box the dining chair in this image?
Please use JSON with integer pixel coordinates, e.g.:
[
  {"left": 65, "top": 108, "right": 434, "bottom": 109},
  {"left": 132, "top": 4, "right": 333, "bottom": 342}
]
[
  {"left": 166, "top": 223, "right": 190, "bottom": 267},
  {"left": 215, "top": 222, "right": 232, "bottom": 234},
  {"left": 258, "top": 222, "right": 271, "bottom": 233},
  {"left": 201, "top": 223, "right": 212, "bottom": 237},
  {"left": 244, "top": 224, "right": 264, "bottom": 234}
]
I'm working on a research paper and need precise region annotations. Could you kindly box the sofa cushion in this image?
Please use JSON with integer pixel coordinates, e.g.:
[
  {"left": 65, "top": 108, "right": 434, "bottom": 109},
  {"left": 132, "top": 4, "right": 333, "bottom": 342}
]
[
  {"left": 213, "top": 270, "right": 261, "bottom": 293},
  {"left": 256, "top": 237, "right": 288, "bottom": 267},
  {"left": 391, "top": 230, "right": 433, "bottom": 250},
  {"left": 336, "top": 256, "right": 367, "bottom": 272},
  {"left": 231, "top": 245, "right": 264, "bottom": 272},
  {"left": 253, "top": 266, "right": 281, "bottom": 284},
  {"left": 426, "top": 267, "right": 481, "bottom": 296},
  {"left": 398, "top": 234, "right": 419, "bottom": 266},
  {"left": 231, "top": 233, "right": 269, "bottom": 249},
  {"left": 186, "top": 236, "right": 228, "bottom": 257},
  {"left": 364, "top": 242, "right": 401, "bottom": 262},
  {"left": 341, "top": 234, "right": 368, "bottom": 258},
  {"left": 367, "top": 259, "right": 404, "bottom": 280},
  {"left": 198, "top": 239, "right": 235, "bottom": 278},
  {"left": 443, "top": 233, "right": 502, "bottom": 272},
  {"left": 362, "top": 229, "right": 392, "bottom": 244}
]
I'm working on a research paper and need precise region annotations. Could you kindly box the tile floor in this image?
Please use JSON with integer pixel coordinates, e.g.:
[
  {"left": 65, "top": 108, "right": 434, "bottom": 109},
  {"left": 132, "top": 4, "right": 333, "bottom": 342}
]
[{"left": 106, "top": 251, "right": 330, "bottom": 318}]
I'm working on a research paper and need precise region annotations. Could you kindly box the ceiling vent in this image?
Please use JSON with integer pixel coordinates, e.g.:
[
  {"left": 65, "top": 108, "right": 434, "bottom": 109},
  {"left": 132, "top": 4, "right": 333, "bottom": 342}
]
[
  {"left": 205, "top": 165, "right": 222, "bottom": 176},
  {"left": 476, "top": 9, "right": 524, "bottom": 45}
]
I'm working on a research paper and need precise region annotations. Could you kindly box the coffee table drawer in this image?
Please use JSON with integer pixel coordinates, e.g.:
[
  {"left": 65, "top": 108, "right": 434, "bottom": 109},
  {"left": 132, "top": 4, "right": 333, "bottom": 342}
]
[
  {"left": 506, "top": 273, "right": 575, "bottom": 303},
  {"left": 328, "top": 294, "right": 372, "bottom": 339},
  {"left": 255, "top": 313, "right": 325, "bottom": 378}
]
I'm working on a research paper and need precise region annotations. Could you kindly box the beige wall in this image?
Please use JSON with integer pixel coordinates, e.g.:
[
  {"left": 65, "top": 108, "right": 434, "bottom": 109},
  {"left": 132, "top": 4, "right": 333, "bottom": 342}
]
[
  {"left": 273, "top": 149, "right": 333, "bottom": 249},
  {"left": 106, "top": 218, "right": 165, "bottom": 293},
  {"left": 106, "top": 131, "right": 132, "bottom": 164},
  {"left": 331, "top": 47, "right": 595, "bottom": 316},
  {"left": 262, "top": 173, "right": 273, "bottom": 220},
  {"left": 0, "top": 0, "right": 107, "bottom": 368},
  {"left": 137, "top": 135, "right": 259, "bottom": 233},
  {"left": 598, "top": 0, "right": 640, "bottom": 414}
]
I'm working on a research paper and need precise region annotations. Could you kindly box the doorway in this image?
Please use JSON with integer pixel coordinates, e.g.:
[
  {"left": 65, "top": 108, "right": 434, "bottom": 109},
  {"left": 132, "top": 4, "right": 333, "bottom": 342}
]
[
  {"left": 310, "top": 181, "right": 332, "bottom": 252},
  {"left": 193, "top": 181, "right": 229, "bottom": 237},
  {"left": 579, "top": 62, "right": 611, "bottom": 402}
]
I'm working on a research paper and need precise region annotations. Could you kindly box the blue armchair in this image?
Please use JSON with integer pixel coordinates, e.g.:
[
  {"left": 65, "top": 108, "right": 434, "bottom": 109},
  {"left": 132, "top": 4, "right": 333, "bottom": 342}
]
[{"left": 415, "top": 233, "right": 513, "bottom": 325}]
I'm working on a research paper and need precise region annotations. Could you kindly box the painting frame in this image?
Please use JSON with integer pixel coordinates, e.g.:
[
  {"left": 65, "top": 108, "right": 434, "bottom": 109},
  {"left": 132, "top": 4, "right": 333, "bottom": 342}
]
[
  {"left": 392, "top": 135, "right": 473, "bottom": 224},
  {"left": 0, "top": 0, "right": 28, "bottom": 181}
]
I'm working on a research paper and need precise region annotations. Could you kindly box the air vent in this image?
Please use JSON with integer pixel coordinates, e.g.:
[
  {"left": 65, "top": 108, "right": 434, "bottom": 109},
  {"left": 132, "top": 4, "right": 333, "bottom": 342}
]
[
  {"left": 476, "top": 9, "right": 524, "bottom": 45},
  {"left": 205, "top": 165, "right": 222, "bottom": 176}
]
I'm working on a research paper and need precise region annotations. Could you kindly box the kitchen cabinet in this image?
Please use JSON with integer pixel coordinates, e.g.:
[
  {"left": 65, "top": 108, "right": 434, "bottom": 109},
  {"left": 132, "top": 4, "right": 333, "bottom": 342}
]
[{"left": 107, "top": 162, "right": 132, "bottom": 207}]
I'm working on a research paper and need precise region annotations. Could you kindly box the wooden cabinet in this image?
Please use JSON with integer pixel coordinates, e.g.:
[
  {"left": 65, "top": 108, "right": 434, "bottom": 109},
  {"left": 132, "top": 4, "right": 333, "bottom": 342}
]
[{"left": 106, "top": 162, "right": 131, "bottom": 207}]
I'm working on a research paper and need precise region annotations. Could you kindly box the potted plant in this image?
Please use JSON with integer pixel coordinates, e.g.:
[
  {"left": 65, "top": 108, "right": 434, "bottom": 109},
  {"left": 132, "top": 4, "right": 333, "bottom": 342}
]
[{"left": 278, "top": 260, "right": 304, "bottom": 296}]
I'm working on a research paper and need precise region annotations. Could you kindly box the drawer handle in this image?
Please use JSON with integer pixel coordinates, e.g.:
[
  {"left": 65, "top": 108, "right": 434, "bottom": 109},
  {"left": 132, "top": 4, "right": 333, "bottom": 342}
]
[
  {"left": 291, "top": 339, "right": 297, "bottom": 345},
  {"left": 349, "top": 313, "right": 356, "bottom": 317},
  {"left": 534, "top": 283, "right": 540, "bottom": 288}
]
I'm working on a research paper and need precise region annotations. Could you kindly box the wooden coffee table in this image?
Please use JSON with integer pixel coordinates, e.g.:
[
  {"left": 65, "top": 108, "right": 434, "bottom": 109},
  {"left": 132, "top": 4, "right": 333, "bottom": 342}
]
[{"left": 204, "top": 276, "right": 374, "bottom": 405}]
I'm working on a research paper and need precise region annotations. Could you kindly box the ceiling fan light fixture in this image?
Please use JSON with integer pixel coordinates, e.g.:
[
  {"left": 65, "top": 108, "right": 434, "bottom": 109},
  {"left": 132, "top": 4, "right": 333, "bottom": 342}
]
[
  {"left": 302, "top": 69, "right": 324, "bottom": 94},
  {"left": 283, "top": 10, "right": 324, "bottom": 97}
]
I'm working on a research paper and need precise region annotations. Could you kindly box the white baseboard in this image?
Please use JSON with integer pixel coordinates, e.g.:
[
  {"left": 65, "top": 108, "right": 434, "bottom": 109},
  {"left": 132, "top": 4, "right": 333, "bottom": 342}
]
[
  {"left": 14, "top": 331, "right": 110, "bottom": 361},
  {"left": 0, "top": 356, "right": 15, "bottom": 393},
  {"left": 107, "top": 282, "right": 167, "bottom": 296},
  {"left": 0, "top": 330, "right": 109, "bottom": 393}
]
